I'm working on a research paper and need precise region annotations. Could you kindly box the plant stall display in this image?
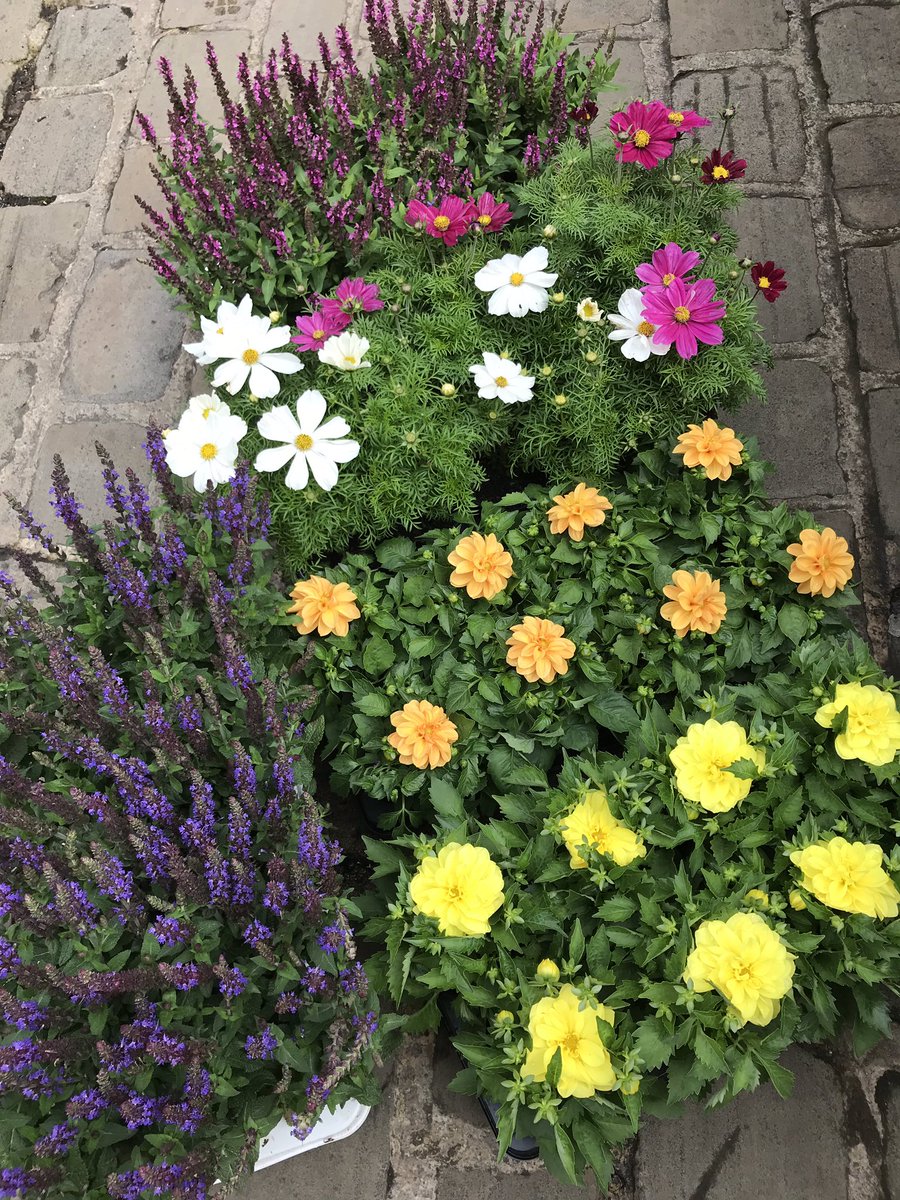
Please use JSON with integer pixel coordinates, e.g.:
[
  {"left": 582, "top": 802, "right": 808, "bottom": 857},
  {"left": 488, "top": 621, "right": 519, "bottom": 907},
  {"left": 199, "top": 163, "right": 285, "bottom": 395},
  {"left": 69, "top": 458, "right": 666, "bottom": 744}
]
[
  {"left": 0, "top": 436, "right": 379, "bottom": 1198},
  {"left": 173, "top": 118, "right": 770, "bottom": 569},
  {"left": 23, "top": 2, "right": 894, "bottom": 1192},
  {"left": 295, "top": 435, "right": 900, "bottom": 1185},
  {"left": 139, "top": 0, "right": 616, "bottom": 311}
]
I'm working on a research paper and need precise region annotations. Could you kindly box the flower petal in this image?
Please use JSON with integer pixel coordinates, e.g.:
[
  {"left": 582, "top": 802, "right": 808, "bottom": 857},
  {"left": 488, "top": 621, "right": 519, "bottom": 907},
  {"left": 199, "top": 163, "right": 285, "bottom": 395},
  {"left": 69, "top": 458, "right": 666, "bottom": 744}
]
[
  {"left": 257, "top": 405, "right": 301, "bottom": 443},
  {"left": 254, "top": 444, "right": 296, "bottom": 473},
  {"left": 284, "top": 452, "right": 310, "bottom": 491},
  {"left": 307, "top": 450, "right": 340, "bottom": 491},
  {"left": 295, "top": 389, "right": 328, "bottom": 434}
]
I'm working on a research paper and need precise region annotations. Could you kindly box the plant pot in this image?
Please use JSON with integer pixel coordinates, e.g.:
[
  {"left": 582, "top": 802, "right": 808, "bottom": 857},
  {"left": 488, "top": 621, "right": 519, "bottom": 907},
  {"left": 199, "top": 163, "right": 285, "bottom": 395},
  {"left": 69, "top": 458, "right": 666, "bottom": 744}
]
[
  {"left": 254, "top": 1100, "right": 371, "bottom": 1171},
  {"left": 438, "top": 995, "right": 539, "bottom": 1161}
]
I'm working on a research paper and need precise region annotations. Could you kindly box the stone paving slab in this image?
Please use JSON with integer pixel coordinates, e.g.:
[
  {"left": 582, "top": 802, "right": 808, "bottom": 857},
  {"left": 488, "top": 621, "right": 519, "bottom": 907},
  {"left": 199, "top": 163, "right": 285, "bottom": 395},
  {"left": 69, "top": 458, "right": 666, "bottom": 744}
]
[
  {"left": 62, "top": 250, "right": 185, "bottom": 406},
  {"left": 829, "top": 118, "right": 900, "bottom": 231},
  {"left": 34, "top": 5, "right": 133, "bottom": 87},
  {"left": 634, "top": 1048, "right": 848, "bottom": 1200},
  {"left": 0, "top": 93, "right": 113, "bottom": 196},
  {"left": 105, "top": 142, "right": 164, "bottom": 233},
  {"left": 672, "top": 66, "right": 806, "bottom": 186},
  {"left": 668, "top": 0, "right": 789, "bottom": 56},
  {"left": 815, "top": 4, "right": 900, "bottom": 104},
  {"left": 729, "top": 197, "right": 823, "bottom": 343},
  {"left": 845, "top": 245, "right": 900, "bottom": 374},
  {"left": 0, "top": 201, "right": 89, "bottom": 342}
]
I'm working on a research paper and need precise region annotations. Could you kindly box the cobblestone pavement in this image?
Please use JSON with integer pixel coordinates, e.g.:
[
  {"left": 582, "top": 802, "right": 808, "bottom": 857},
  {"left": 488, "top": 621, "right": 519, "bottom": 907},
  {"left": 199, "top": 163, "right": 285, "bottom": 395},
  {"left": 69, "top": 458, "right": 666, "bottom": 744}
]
[{"left": 1, "top": 0, "right": 899, "bottom": 1197}]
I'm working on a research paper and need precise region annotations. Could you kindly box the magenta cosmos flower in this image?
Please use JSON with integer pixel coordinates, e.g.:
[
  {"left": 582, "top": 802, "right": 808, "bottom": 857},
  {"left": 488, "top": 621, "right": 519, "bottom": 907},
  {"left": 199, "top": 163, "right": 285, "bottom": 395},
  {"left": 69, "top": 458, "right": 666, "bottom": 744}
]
[
  {"left": 609, "top": 100, "right": 677, "bottom": 169},
  {"left": 292, "top": 308, "right": 350, "bottom": 353},
  {"left": 474, "top": 192, "right": 513, "bottom": 233},
  {"left": 406, "top": 196, "right": 475, "bottom": 246},
  {"left": 666, "top": 106, "right": 711, "bottom": 134},
  {"left": 322, "top": 277, "right": 384, "bottom": 321},
  {"left": 641, "top": 277, "right": 726, "bottom": 359},
  {"left": 635, "top": 242, "right": 701, "bottom": 291}
]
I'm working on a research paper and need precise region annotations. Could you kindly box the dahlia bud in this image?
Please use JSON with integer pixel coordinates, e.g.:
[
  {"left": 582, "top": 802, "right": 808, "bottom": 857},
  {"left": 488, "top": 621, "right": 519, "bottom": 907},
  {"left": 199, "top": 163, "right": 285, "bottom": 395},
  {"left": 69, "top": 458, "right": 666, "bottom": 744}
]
[
  {"left": 789, "top": 890, "right": 807, "bottom": 911},
  {"left": 540, "top": 364, "right": 553, "bottom": 376},
  {"left": 543, "top": 224, "right": 557, "bottom": 239},
  {"left": 536, "top": 959, "right": 560, "bottom": 984},
  {"left": 554, "top": 393, "right": 567, "bottom": 406},
  {"left": 440, "top": 382, "right": 456, "bottom": 396},
  {"left": 551, "top": 291, "right": 566, "bottom": 304},
  {"left": 584, "top": 350, "right": 598, "bottom": 362},
  {"left": 268, "top": 310, "right": 282, "bottom": 323}
]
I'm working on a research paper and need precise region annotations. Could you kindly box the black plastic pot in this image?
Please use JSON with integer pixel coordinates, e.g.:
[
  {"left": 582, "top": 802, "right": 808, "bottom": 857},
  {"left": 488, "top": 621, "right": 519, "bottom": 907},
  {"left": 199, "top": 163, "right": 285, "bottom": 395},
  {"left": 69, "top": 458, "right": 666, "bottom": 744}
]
[{"left": 437, "top": 994, "right": 539, "bottom": 1161}]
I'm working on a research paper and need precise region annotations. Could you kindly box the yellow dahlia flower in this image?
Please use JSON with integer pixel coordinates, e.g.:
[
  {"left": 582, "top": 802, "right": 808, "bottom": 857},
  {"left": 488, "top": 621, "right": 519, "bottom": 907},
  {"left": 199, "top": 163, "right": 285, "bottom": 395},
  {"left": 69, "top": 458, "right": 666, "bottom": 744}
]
[
  {"left": 547, "top": 483, "right": 612, "bottom": 542},
  {"left": 660, "top": 569, "right": 727, "bottom": 637},
  {"left": 684, "top": 912, "right": 795, "bottom": 1026},
  {"left": 522, "top": 985, "right": 616, "bottom": 1098},
  {"left": 388, "top": 699, "right": 458, "bottom": 769},
  {"left": 287, "top": 576, "right": 360, "bottom": 637},
  {"left": 786, "top": 526, "right": 854, "bottom": 598},
  {"left": 673, "top": 419, "right": 744, "bottom": 481},
  {"left": 790, "top": 838, "right": 899, "bottom": 919},
  {"left": 668, "top": 720, "right": 765, "bottom": 813},
  {"left": 814, "top": 682, "right": 900, "bottom": 766},
  {"left": 447, "top": 531, "right": 514, "bottom": 600},
  {"left": 408, "top": 843, "right": 505, "bottom": 937},
  {"left": 560, "top": 789, "right": 646, "bottom": 868},
  {"left": 505, "top": 615, "right": 576, "bottom": 684}
]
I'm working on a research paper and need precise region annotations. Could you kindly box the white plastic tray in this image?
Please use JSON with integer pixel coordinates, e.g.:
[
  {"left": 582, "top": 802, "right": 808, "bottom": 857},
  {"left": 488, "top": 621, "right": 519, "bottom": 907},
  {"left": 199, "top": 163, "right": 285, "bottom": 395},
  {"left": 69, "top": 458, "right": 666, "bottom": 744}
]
[{"left": 254, "top": 1100, "right": 371, "bottom": 1171}]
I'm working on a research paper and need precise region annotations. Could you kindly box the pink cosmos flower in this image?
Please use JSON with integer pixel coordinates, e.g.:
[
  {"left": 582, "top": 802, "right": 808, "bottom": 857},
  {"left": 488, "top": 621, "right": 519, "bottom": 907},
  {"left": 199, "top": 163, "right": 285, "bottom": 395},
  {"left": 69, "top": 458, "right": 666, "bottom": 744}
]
[
  {"left": 474, "top": 192, "right": 513, "bottom": 233},
  {"left": 666, "top": 107, "right": 711, "bottom": 134},
  {"left": 406, "top": 196, "right": 475, "bottom": 245},
  {"left": 292, "top": 308, "right": 350, "bottom": 353},
  {"left": 635, "top": 243, "right": 702, "bottom": 291},
  {"left": 609, "top": 100, "right": 677, "bottom": 169},
  {"left": 322, "top": 277, "right": 384, "bottom": 321},
  {"left": 641, "top": 277, "right": 726, "bottom": 360}
]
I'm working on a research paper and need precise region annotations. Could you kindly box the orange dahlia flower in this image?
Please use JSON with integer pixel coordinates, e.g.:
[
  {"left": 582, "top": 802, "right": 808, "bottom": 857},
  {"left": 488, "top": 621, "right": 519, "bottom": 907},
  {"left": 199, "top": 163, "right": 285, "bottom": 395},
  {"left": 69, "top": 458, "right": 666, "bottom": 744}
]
[
  {"left": 660, "top": 569, "right": 727, "bottom": 637},
  {"left": 547, "top": 483, "right": 613, "bottom": 542},
  {"left": 447, "top": 531, "right": 513, "bottom": 600},
  {"left": 388, "top": 700, "right": 458, "bottom": 769},
  {"left": 288, "top": 576, "right": 360, "bottom": 637},
  {"left": 786, "top": 527, "right": 854, "bottom": 598},
  {"left": 673, "top": 419, "right": 744, "bottom": 481},
  {"left": 505, "top": 615, "right": 576, "bottom": 683}
]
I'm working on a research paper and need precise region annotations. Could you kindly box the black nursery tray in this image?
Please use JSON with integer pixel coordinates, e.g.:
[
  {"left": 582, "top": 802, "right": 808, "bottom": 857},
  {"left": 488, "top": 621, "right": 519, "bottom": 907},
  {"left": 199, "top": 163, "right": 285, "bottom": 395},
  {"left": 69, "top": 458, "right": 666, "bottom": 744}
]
[{"left": 437, "top": 994, "right": 539, "bottom": 1161}]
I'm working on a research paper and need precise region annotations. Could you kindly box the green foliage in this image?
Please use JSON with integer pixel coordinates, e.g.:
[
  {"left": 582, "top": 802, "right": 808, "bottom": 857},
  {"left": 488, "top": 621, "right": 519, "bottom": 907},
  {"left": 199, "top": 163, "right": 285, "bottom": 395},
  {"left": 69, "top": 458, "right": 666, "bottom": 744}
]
[
  {"left": 324, "top": 442, "right": 900, "bottom": 1185},
  {"left": 228, "top": 138, "right": 769, "bottom": 571},
  {"left": 307, "top": 439, "right": 868, "bottom": 827}
]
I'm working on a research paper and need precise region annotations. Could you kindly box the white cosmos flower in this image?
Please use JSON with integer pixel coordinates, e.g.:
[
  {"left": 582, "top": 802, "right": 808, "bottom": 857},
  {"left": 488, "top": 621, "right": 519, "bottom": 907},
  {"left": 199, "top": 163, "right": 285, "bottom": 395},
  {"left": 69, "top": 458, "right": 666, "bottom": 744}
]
[
  {"left": 163, "top": 408, "right": 247, "bottom": 492},
  {"left": 469, "top": 352, "right": 535, "bottom": 405},
  {"left": 317, "top": 331, "right": 372, "bottom": 371},
  {"left": 209, "top": 306, "right": 303, "bottom": 399},
  {"left": 608, "top": 288, "right": 670, "bottom": 362},
  {"left": 184, "top": 295, "right": 251, "bottom": 364},
  {"left": 187, "top": 392, "right": 231, "bottom": 420},
  {"left": 254, "top": 389, "right": 360, "bottom": 492},
  {"left": 473, "top": 246, "right": 558, "bottom": 317},
  {"left": 577, "top": 297, "right": 603, "bottom": 323}
]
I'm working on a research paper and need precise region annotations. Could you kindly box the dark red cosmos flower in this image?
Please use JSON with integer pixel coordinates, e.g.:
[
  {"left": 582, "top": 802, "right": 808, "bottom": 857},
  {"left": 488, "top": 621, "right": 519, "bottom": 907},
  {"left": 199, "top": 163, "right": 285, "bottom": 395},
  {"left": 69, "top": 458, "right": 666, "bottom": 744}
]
[
  {"left": 570, "top": 99, "right": 599, "bottom": 125},
  {"left": 700, "top": 148, "right": 747, "bottom": 184},
  {"left": 751, "top": 260, "right": 788, "bottom": 303}
]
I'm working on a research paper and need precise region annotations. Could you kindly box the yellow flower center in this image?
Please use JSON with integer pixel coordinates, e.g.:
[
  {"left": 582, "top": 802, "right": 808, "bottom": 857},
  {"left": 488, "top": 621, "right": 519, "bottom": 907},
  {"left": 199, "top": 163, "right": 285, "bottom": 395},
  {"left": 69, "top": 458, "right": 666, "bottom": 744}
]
[
  {"left": 662, "top": 273, "right": 676, "bottom": 286},
  {"left": 674, "top": 306, "right": 691, "bottom": 324},
  {"left": 633, "top": 129, "right": 651, "bottom": 147},
  {"left": 242, "top": 348, "right": 260, "bottom": 364},
  {"left": 495, "top": 375, "right": 509, "bottom": 388},
  {"left": 447, "top": 883, "right": 463, "bottom": 900},
  {"left": 510, "top": 272, "right": 525, "bottom": 286},
  {"left": 668, "top": 111, "right": 684, "bottom": 125},
  {"left": 201, "top": 405, "right": 214, "bottom": 418},
  {"left": 712, "top": 165, "right": 730, "bottom": 180},
  {"left": 343, "top": 355, "right": 357, "bottom": 365},
  {"left": 294, "top": 433, "right": 314, "bottom": 451},
  {"left": 758, "top": 276, "right": 770, "bottom": 290},
  {"left": 562, "top": 1032, "right": 581, "bottom": 1056},
  {"left": 199, "top": 442, "right": 217, "bottom": 461},
  {"left": 216, "top": 325, "right": 224, "bottom": 335},
  {"left": 637, "top": 319, "right": 655, "bottom": 337},
  {"left": 478, "top": 213, "right": 492, "bottom": 226},
  {"left": 313, "top": 328, "right": 325, "bottom": 340},
  {"left": 433, "top": 215, "right": 451, "bottom": 230}
]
